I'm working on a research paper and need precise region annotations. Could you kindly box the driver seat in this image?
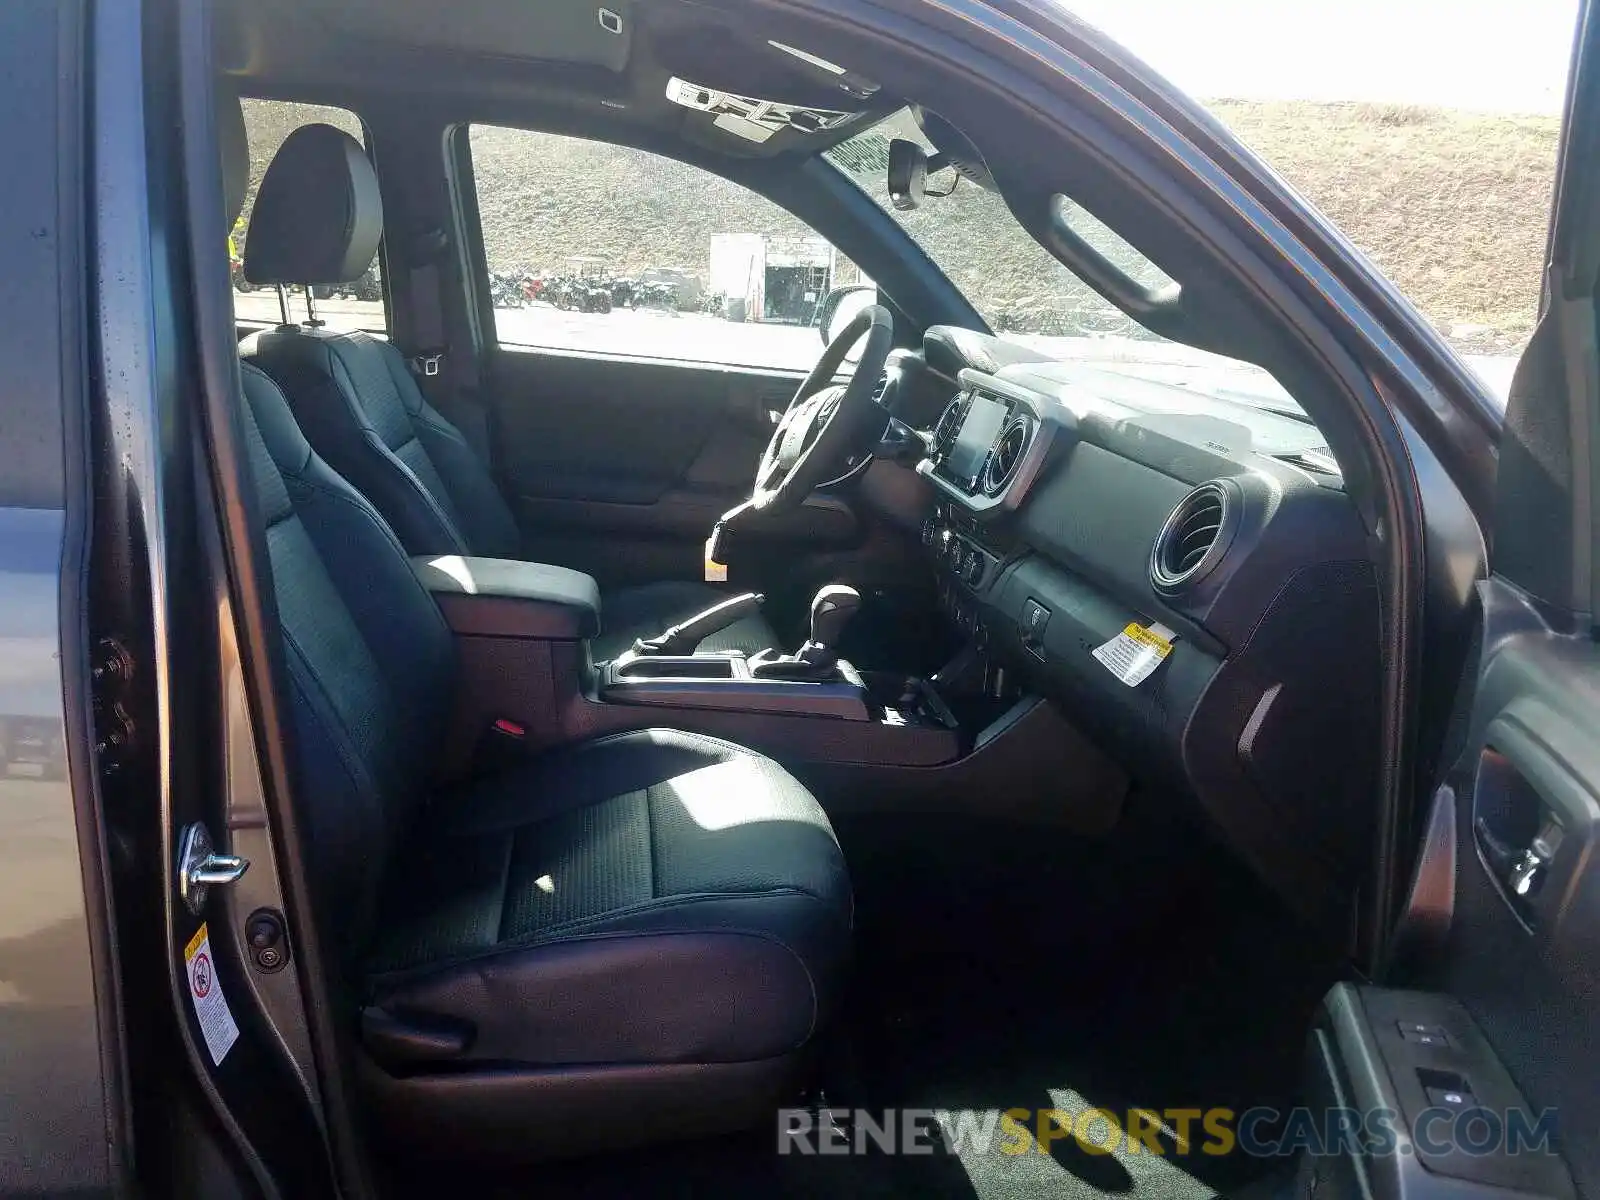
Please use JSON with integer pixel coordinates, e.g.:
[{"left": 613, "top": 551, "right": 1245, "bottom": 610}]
[{"left": 239, "top": 123, "right": 776, "bottom": 661}]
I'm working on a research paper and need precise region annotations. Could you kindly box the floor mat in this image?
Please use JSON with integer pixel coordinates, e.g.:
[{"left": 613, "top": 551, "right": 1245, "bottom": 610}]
[
  {"left": 825, "top": 805, "right": 1342, "bottom": 1199},
  {"left": 390, "top": 803, "right": 1343, "bottom": 1199}
]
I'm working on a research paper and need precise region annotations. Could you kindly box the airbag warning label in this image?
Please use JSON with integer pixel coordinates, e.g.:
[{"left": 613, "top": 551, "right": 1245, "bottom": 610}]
[
  {"left": 184, "top": 923, "right": 240, "bottom": 1065},
  {"left": 1092, "top": 622, "right": 1175, "bottom": 687}
]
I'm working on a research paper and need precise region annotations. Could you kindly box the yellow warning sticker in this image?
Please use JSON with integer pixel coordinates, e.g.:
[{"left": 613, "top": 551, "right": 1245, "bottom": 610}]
[
  {"left": 184, "top": 921, "right": 240, "bottom": 1066},
  {"left": 1122, "top": 623, "right": 1175, "bottom": 655},
  {"left": 1092, "top": 621, "right": 1176, "bottom": 687}
]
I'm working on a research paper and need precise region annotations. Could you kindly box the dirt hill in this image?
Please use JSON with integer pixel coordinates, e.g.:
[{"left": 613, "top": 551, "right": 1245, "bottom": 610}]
[
  {"left": 1212, "top": 101, "right": 1560, "bottom": 353},
  {"left": 242, "top": 99, "right": 1560, "bottom": 354}
]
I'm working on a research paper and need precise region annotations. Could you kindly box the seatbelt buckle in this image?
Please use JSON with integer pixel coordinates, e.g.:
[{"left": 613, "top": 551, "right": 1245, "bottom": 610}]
[
  {"left": 475, "top": 716, "right": 528, "bottom": 773},
  {"left": 411, "top": 354, "right": 442, "bottom": 378},
  {"left": 704, "top": 524, "right": 728, "bottom": 583}
]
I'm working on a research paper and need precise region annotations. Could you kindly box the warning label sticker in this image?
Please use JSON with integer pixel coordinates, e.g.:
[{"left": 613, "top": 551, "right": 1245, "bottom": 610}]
[
  {"left": 184, "top": 923, "right": 240, "bottom": 1066},
  {"left": 1092, "top": 621, "right": 1176, "bottom": 687}
]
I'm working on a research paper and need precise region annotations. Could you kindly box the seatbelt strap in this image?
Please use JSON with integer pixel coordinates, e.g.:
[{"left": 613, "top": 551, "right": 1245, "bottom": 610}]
[
  {"left": 405, "top": 228, "right": 450, "bottom": 380},
  {"left": 408, "top": 276, "right": 444, "bottom": 378}
]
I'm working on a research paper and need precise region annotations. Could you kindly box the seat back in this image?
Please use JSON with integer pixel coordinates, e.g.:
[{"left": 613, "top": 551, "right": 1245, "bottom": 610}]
[
  {"left": 241, "top": 123, "right": 522, "bottom": 560},
  {"left": 238, "top": 361, "right": 457, "bottom": 953}
]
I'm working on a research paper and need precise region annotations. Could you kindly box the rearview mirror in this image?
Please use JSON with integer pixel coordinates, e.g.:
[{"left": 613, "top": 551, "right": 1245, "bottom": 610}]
[
  {"left": 887, "top": 139, "right": 959, "bottom": 211},
  {"left": 887, "top": 139, "right": 928, "bottom": 211}
]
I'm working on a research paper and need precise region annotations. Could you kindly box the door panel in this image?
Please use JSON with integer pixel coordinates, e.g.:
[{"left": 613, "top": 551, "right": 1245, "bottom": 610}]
[
  {"left": 1424, "top": 586, "right": 1600, "bottom": 1193},
  {"left": 1384, "top": 4, "right": 1600, "bottom": 1191},
  {"left": 485, "top": 346, "right": 860, "bottom": 587}
]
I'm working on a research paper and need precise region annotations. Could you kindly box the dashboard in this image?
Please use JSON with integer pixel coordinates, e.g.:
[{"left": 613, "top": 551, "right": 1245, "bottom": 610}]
[{"left": 877, "top": 326, "right": 1385, "bottom": 932}]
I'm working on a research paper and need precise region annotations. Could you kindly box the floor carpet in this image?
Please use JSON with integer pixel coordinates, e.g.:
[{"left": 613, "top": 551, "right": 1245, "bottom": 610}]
[{"left": 390, "top": 797, "right": 1343, "bottom": 1199}]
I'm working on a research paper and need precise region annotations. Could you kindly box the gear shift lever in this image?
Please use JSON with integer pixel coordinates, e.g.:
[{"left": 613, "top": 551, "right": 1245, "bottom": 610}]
[
  {"left": 804, "top": 585, "right": 862, "bottom": 667},
  {"left": 750, "top": 585, "right": 861, "bottom": 680}
]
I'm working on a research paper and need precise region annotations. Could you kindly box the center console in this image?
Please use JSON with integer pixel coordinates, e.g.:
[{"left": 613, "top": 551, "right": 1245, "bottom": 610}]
[
  {"left": 408, "top": 545, "right": 1125, "bottom": 830},
  {"left": 409, "top": 555, "right": 965, "bottom": 777},
  {"left": 915, "top": 373, "right": 1070, "bottom": 640}
]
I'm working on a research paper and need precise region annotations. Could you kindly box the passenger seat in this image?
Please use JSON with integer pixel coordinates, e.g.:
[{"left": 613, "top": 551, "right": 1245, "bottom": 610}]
[
  {"left": 237, "top": 122, "right": 777, "bottom": 661},
  {"left": 217, "top": 94, "right": 850, "bottom": 1162}
]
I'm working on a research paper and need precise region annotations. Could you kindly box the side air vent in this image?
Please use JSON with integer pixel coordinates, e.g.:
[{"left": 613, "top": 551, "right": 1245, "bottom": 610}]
[
  {"left": 932, "top": 395, "right": 966, "bottom": 454},
  {"left": 982, "top": 416, "right": 1032, "bottom": 496},
  {"left": 1150, "top": 481, "right": 1235, "bottom": 592}
]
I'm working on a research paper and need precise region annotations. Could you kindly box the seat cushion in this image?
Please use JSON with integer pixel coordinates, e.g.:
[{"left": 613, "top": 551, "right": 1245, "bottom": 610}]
[
  {"left": 364, "top": 729, "right": 850, "bottom": 1068},
  {"left": 595, "top": 580, "right": 779, "bottom": 661}
]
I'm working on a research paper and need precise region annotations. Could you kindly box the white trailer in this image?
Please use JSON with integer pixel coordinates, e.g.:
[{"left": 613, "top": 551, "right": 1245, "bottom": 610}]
[{"left": 707, "top": 233, "right": 843, "bottom": 323}]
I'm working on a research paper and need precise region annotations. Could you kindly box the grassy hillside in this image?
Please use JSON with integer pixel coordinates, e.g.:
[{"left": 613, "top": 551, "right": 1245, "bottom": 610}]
[
  {"left": 243, "top": 99, "right": 1561, "bottom": 354},
  {"left": 1212, "top": 101, "right": 1560, "bottom": 352}
]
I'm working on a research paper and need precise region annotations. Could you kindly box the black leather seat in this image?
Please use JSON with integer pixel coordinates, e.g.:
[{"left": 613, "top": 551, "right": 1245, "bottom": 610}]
[
  {"left": 218, "top": 101, "right": 849, "bottom": 1160},
  {"left": 235, "top": 356, "right": 850, "bottom": 1159},
  {"left": 237, "top": 123, "right": 776, "bottom": 661}
]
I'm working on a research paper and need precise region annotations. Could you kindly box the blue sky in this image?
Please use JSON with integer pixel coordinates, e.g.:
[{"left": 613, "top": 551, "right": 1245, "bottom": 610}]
[{"left": 1061, "top": 0, "right": 1579, "bottom": 112}]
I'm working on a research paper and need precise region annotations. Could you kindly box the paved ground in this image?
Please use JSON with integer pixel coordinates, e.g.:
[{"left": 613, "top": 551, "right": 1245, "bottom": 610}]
[{"left": 236, "top": 292, "right": 1519, "bottom": 409}]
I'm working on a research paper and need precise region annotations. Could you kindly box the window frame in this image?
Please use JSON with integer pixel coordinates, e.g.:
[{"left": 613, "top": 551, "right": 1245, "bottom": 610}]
[{"left": 449, "top": 118, "right": 985, "bottom": 373}]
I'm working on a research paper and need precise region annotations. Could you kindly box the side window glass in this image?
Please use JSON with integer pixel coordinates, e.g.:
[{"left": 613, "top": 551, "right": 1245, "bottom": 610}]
[
  {"left": 468, "top": 124, "right": 864, "bottom": 372},
  {"left": 236, "top": 100, "right": 386, "bottom": 334}
]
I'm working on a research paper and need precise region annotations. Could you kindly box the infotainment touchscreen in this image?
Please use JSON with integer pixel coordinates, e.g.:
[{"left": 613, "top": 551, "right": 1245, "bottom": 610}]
[{"left": 945, "top": 392, "right": 1010, "bottom": 484}]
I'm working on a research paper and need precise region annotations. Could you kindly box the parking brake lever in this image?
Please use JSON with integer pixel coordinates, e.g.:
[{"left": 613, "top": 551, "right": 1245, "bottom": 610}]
[{"left": 631, "top": 592, "right": 765, "bottom": 657}]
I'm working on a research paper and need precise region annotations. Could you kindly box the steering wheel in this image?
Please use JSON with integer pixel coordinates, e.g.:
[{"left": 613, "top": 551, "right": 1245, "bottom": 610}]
[{"left": 749, "top": 304, "right": 895, "bottom": 515}]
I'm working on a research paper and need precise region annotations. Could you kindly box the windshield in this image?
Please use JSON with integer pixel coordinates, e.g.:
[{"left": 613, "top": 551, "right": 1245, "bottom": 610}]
[
  {"left": 826, "top": 109, "right": 1306, "bottom": 419},
  {"left": 1053, "top": 0, "right": 1575, "bottom": 408}
]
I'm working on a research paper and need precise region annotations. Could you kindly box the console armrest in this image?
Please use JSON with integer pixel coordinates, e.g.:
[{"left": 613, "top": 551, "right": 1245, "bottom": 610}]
[{"left": 411, "top": 556, "right": 601, "bottom": 641}]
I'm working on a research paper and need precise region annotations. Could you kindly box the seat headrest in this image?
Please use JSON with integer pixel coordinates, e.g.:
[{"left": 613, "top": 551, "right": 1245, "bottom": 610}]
[
  {"left": 218, "top": 84, "right": 250, "bottom": 229},
  {"left": 244, "top": 123, "right": 383, "bottom": 286}
]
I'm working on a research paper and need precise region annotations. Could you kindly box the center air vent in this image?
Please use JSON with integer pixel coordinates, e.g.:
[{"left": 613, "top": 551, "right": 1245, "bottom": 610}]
[
  {"left": 932, "top": 395, "right": 966, "bottom": 454},
  {"left": 982, "top": 416, "right": 1032, "bottom": 496},
  {"left": 1150, "top": 481, "right": 1235, "bottom": 592}
]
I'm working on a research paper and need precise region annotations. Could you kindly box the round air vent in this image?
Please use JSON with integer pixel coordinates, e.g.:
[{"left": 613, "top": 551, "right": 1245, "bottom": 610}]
[
  {"left": 932, "top": 395, "right": 966, "bottom": 454},
  {"left": 1150, "top": 481, "right": 1236, "bottom": 592},
  {"left": 982, "top": 416, "right": 1032, "bottom": 496}
]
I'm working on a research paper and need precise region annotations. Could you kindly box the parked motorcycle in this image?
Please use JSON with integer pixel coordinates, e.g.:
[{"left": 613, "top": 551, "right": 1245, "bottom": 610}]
[
  {"left": 634, "top": 280, "right": 678, "bottom": 310},
  {"left": 489, "top": 269, "right": 532, "bottom": 309},
  {"left": 546, "top": 273, "right": 613, "bottom": 313}
]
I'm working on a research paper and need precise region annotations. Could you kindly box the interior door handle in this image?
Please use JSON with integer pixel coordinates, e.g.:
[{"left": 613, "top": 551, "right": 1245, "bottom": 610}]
[
  {"left": 1472, "top": 712, "right": 1598, "bottom": 943},
  {"left": 1475, "top": 815, "right": 1562, "bottom": 902}
]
